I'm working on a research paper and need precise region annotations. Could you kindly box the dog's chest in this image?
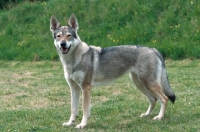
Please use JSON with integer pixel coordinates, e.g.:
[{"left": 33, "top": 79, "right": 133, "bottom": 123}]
[{"left": 64, "top": 64, "right": 86, "bottom": 85}]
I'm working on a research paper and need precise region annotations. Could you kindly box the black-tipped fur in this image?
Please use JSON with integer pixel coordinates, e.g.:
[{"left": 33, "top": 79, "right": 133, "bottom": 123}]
[{"left": 168, "top": 95, "right": 176, "bottom": 104}]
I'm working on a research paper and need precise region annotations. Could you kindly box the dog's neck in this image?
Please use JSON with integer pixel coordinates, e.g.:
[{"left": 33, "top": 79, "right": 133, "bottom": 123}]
[{"left": 60, "top": 41, "right": 89, "bottom": 74}]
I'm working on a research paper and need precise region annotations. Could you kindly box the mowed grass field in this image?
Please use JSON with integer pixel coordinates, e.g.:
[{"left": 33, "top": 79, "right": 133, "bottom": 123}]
[{"left": 0, "top": 60, "right": 200, "bottom": 132}]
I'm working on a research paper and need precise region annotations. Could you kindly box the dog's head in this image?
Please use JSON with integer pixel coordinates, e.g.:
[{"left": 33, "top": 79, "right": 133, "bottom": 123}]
[{"left": 50, "top": 14, "right": 80, "bottom": 54}]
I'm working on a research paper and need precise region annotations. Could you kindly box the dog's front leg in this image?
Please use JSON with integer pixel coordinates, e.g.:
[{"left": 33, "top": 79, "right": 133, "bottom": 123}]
[
  {"left": 63, "top": 80, "right": 81, "bottom": 126},
  {"left": 75, "top": 84, "right": 91, "bottom": 129}
]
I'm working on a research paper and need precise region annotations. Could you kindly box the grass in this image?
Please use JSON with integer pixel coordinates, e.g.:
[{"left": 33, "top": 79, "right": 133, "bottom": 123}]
[
  {"left": 0, "top": 0, "right": 200, "bottom": 60},
  {"left": 0, "top": 60, "right": 200, "bottom": 131},
  {"left": 0, "top": 0, "right": 200, "bottom": 131}
]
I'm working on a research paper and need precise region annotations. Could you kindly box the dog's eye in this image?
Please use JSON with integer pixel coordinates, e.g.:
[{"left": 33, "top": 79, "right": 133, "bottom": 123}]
[
  {"left": 57, "top": 35, "right": 61, "bottom": 38},
  {"left": 67, "top": 34, "right": 72, "bottom": 38}
]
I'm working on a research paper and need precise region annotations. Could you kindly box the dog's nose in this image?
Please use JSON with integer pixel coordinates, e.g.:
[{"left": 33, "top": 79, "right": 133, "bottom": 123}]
[{"left": 60, "top": 41, "right": 66, "bottom": 47}]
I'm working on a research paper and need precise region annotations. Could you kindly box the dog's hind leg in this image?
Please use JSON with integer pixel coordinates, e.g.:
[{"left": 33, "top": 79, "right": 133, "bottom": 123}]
[
  {"left": 63, "top": 79, "right": 81, "bottom": 126},
  {"left": 75, "top": 84, "right": 92, "bottom": 129},
  {"left": 149, "top": 83, "right": 168, "bottom": 120},
  {"left": 140, "top": 79, "right": 168, "bottom": 120},
  {"left": 129, "top": 73, "right": 157, "bottom": 117}
]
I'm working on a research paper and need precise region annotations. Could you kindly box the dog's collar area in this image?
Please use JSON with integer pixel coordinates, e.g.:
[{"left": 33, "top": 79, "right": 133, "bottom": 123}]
[{"left": 60, "top": 45, "right": 71, "bottom": 54}]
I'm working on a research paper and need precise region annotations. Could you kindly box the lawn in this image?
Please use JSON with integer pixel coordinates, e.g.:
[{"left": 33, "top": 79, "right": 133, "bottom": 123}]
[
  {"left": 1, "top": 0, "right": 200, "bottom": 131},
  {"left": 0, "top": 60, "right": 200, "bottom": 131}
]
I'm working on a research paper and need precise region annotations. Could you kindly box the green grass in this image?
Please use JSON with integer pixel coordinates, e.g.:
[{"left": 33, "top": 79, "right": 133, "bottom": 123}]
[
  {"left": 0, "top": 0, "right": 200, "bottom": 131},
  {"left": 0, "top": 60, "right": 200, "bottom": 131},
  {"left": 0, "top": 0, "right": 200, "bottom": 60}
]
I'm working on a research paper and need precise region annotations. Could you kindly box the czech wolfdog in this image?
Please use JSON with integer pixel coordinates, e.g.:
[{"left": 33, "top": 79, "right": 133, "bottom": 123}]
[{"left": 50, "top": 13, "right": 175, "bottom": 129}]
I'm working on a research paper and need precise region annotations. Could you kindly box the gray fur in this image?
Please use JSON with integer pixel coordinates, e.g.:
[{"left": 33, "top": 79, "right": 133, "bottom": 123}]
[{"left": 50, "top": 14, "right": 176, "bottom": 129}]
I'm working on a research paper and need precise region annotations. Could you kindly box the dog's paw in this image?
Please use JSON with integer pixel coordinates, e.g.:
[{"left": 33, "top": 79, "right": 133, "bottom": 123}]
[
  {"left": 140, "top": 113, "right": 150, "bottom": 117},
  {"left": 153, "top": 115, "right": 163, "bottom": 120},
  {"left": 75, "top": 123, "right": 87, "bottom": 129},
  {"left": 63, "top": 121, "right": 74, "bottom": 126}
]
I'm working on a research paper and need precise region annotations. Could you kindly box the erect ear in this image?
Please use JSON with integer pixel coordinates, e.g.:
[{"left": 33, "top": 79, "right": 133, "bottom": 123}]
[
  {"left": 67, "top": 13, "right": 79, "bottom": 31},
  {"left": 50, "top": 16, "right": 61, "bottom": 31}
]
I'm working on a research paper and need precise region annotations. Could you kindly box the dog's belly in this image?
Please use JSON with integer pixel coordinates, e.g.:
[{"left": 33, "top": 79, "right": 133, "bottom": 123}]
[
  {"left": 92, "top": 77, "right": 116, "bottom": 86},
  {"left": 92, "top": 66, "right": 136, "bottom": 86}
]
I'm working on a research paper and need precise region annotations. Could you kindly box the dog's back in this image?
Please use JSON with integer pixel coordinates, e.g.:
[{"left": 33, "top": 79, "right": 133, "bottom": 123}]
[{"left": 91, "top": 45, "right": 175, "bottom": 102}]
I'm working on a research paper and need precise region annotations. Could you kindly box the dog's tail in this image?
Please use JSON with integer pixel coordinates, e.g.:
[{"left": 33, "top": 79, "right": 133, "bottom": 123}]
[
  {"left": 161, "top": 68, "right": 176, "bottom": 103},
  {"left": 152, "top": 48, "right": 176, "bottom": 104}
]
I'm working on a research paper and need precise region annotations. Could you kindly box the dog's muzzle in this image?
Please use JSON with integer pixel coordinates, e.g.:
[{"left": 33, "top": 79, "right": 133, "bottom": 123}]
[{"left": 60, "top": 41, "right": 71, "bottom": 54}]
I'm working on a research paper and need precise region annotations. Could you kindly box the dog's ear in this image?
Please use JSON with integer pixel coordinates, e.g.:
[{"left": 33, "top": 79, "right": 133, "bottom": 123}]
[
  {"left": 50, "top": 16, "right": 61, "bottom": 31},
  {"left": 68, "top": 13, "right": 79, "bottom": 31}
]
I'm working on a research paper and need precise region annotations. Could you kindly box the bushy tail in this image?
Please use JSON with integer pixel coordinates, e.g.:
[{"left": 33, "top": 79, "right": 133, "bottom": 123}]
[
  {"left": 161, "top": 68, "right": 176, "bottom": 104},
  {"left": 152, "top": 48, "right": 176, "bottom": 103}
]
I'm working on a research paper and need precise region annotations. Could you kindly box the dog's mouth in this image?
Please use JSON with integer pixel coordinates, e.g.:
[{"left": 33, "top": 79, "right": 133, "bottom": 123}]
[{"left": 60, "top": 45, "right": 71, "bottom": 54}]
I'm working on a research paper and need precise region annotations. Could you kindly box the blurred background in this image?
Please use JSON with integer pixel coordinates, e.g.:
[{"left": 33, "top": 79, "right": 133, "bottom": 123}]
[{"left": 0, "top": 0, "right": 199, "bottom": 61}]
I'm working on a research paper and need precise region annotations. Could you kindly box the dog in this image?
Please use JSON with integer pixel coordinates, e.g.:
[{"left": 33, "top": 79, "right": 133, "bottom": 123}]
[{"left": 50, "top": 13, "right": 176, "bottom": 129}]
